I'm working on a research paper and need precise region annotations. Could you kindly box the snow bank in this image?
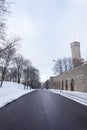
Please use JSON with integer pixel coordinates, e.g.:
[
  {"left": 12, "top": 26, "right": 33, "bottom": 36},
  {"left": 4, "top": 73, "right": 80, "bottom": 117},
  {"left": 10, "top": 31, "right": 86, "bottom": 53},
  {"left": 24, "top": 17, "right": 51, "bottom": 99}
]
[
  {"left": 0, "top": 82, "right": 35, "bottom": 108},
  {"left": 50, "top": 89, "right": 87, "bottom": 106}
]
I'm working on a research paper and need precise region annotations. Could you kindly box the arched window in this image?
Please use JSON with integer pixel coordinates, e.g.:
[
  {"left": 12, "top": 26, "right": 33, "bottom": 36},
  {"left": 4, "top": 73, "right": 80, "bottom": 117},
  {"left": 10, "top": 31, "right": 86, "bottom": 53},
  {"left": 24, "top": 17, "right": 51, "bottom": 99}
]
[
  {"left": 59, "top": 81, "right": 60, "bottom": 90},
  {"left": 70, "top": 79, "right": 75, "bottom": 91},
  {"left": 57, "top": 81, "right": 58, "bottom": 89},
  {"left": 62, "top": 81, "right": 64, "bottom": 90},
  {"left": 53, "top": 82, "right": 56, "bottom": 89},
  {"left": 65, "top": 80, "right": 68, "bottom": 90}
]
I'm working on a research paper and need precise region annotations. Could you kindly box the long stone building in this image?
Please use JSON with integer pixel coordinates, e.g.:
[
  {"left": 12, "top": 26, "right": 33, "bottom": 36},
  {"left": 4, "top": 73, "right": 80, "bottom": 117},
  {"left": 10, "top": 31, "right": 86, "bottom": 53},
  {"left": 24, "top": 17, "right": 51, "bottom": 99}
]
[{"left": 50, "top": 41, "right": 87, "bottom": 92}]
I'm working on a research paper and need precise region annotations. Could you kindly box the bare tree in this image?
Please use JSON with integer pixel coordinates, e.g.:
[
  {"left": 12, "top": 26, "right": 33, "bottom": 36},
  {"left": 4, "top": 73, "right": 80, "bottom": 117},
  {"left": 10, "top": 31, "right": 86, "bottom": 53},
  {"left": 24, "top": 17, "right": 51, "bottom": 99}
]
[
  {"left": 13, "top": 54, "right": 25, "bottom": 84},
  {"left": 53, "top": 59, "right": 63, "bottom": 75},
  {"left": 0, "top": 36, "right": 20, "bottom": 56},
  {"left": 22, "top": 59, "right": 32, "bottom": 89},
  {"left": 44, "top": 80, "right": 50, "bottom": 89},
  {"left": 0, "top": 0, "right": 9, "bottom": 15},
  {"left": 27, "top": 66, "right": 40, "bottom": 89},
  {"left": 0, "top": 0, "right": 10, "bottom": 39},
  {"left": 0, "top": 37, "right": 20, "bottom": 87},
  {"left": 68, "top": 57, "right": 72, "bottom": 70},
  {"left": 6, "top": 67, "right": 18, "bottom": 82},
  {"left": 53, "top": 57, "right": 73, "bottom": 75},
  {"left": 63, "top": 58, "right": 68, "bottom": 71}
]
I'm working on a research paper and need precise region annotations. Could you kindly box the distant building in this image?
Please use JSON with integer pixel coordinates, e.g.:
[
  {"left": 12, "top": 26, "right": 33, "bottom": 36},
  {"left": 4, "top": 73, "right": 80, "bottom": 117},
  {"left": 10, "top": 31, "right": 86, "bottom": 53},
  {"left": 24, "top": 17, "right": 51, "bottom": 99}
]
[{"left": 50, "top": 41, "right": 87, "bottom": 92}]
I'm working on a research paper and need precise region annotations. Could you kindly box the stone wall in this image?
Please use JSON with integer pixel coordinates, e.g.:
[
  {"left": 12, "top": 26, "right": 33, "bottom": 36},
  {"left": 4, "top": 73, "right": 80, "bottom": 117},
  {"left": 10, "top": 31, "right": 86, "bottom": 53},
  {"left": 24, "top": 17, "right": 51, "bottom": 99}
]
[{"left": 50, "top": 63, "right": 87, "bottom": 92}]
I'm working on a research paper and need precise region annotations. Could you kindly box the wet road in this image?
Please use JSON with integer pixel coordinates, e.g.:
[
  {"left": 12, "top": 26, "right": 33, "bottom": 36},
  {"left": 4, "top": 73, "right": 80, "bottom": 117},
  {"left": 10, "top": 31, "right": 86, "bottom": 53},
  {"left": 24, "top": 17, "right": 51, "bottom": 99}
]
[{"left": 0, "top": 90, "right": 87, "bottom": 130}]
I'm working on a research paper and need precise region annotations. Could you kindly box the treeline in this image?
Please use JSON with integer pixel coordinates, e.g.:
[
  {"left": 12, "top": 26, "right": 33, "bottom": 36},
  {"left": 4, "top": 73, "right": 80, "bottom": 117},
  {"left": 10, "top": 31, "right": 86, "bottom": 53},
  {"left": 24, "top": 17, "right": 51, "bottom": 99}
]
[
  {"left": 0, "top": 0, "right": 40, "bottom": 89},
  {"left": 53, "top": 57, "right": 73, "bottom": 75},
  {"left": 43, "top": 80, "right": 50, "bottom": 89}
]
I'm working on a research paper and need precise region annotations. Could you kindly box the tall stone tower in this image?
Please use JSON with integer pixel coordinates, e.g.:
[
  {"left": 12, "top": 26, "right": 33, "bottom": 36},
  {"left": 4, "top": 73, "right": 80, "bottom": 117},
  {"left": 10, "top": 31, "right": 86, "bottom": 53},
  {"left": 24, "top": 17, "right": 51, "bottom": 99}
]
[{"left": 70, "top": 41, "right": 81, "bottom": 67}]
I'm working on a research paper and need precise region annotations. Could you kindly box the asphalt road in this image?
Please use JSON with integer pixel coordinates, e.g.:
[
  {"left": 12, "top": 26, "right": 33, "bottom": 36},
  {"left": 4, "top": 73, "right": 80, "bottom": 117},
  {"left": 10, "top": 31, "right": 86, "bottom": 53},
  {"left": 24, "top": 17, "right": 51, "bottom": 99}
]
[{"left": 0, "top": 90, "right": 87, "bottom": 130}]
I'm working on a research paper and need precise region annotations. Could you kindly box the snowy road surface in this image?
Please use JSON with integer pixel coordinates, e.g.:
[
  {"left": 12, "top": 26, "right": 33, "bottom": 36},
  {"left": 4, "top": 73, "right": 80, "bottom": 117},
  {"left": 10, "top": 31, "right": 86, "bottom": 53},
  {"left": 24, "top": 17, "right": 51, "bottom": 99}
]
[{"left": 0, "top": 90, "right": 87, "bottom": 130}]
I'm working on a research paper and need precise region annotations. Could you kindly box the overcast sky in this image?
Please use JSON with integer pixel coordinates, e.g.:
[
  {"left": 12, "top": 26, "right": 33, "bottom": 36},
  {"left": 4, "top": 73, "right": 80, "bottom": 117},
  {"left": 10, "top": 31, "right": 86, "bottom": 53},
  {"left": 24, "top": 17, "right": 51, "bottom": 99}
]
[{"left": 7, "top": 0, "right": 87, "bottom": 82}]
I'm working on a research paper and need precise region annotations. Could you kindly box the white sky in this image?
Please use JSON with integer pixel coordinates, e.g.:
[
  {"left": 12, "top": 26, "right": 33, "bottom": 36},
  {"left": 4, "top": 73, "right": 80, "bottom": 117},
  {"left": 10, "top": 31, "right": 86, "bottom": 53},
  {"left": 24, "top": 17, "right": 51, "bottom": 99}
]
[{"left": 7, "top": 0, "right": 87, "bottom": 82}]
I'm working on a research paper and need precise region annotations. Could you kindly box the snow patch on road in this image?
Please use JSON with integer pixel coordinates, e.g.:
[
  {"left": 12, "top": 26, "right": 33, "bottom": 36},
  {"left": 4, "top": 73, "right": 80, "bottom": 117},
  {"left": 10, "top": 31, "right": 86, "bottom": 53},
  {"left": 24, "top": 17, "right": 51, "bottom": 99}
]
[
  {"left": 0, "top": 82, "right": 35, "bottom": 108},
  {"left": 49, "top": 89, "right": 87, "bottom": 106}
]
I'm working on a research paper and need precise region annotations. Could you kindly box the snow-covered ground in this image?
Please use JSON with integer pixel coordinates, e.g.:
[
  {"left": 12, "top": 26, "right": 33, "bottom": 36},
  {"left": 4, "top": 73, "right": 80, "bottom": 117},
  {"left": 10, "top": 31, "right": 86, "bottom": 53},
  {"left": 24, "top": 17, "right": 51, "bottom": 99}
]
[
  {"left": 0, "top": 82, "right": 87, "bottom": 109},
  {"left": 0, "top": 82, "right": 35, "bottom": 108},
  {"left": 50, "top": 89, "right": 87, "bottom": 106}
]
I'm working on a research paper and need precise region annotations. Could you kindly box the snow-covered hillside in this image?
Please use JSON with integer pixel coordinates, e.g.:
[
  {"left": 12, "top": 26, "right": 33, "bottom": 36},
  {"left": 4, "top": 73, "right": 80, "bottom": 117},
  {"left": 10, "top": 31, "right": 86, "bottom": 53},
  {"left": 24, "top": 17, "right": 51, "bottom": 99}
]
[
  {"left": 0, "top": 82, "right": 35, "bottom": 108},
  {"left": 50, "top": 89, "right": 87, "bottom": 106}
]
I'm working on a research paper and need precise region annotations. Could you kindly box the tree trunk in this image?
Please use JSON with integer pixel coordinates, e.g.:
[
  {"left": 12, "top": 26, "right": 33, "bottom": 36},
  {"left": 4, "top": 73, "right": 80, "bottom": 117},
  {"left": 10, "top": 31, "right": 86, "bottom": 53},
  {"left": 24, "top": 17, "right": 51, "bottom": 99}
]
[
  {"left": 17, "top": 66, "right": 20, "bottom": 84},
  {"left": 0, "top": 66, "right": 7, "bottom": 87}
]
